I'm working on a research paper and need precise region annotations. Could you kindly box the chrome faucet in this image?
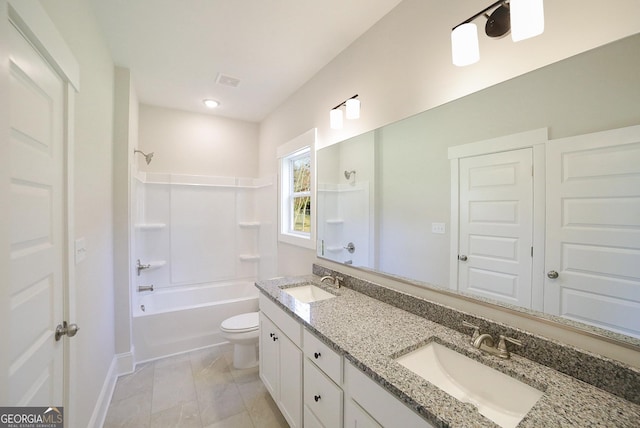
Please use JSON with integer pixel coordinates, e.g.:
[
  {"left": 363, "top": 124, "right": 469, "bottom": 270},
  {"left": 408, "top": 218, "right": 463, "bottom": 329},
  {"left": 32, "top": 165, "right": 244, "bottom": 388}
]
[
  {"left": 462, "top": 321, "right": 522, "bottom": 359},
  {"left": 320, "top": 275, "right": 342, "bottom": 289}
]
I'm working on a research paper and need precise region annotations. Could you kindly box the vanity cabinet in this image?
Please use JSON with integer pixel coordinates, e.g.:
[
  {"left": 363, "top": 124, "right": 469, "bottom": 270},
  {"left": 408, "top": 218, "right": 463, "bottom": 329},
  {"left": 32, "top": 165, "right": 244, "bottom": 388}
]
[
  {"left": 259, "top": 295, "right": 303, "bottom": 428},
  {"left": 345, "top": 361, "right": 434, "bottom": 428}
]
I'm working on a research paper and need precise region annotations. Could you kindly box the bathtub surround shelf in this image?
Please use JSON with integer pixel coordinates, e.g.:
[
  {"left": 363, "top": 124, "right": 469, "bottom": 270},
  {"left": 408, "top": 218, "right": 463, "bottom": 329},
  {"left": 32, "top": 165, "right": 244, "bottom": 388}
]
[
  {"left": 134, "top": 223, "right": 166, "bottom": 230},
  {"left": 256, "top": 273, "right": 640, "bottom": 427},
  {"left": 238, "top": 221, "right": 261, "bottom": 228}
]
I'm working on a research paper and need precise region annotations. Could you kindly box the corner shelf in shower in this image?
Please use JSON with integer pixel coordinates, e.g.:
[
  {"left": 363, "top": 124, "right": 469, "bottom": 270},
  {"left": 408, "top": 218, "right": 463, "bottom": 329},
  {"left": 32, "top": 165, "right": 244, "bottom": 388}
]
[
  {"left": 238, "top": 221, "right": 261, "bottom": 228},
  {"left": 135, "top": 223, "right": 167, "bottom": 230},
  {"left": 325, "top": 219, "right": 344, "bottom": 225},
  {"left": 239, "top": 255, "right": 261, "bottom": 262}
]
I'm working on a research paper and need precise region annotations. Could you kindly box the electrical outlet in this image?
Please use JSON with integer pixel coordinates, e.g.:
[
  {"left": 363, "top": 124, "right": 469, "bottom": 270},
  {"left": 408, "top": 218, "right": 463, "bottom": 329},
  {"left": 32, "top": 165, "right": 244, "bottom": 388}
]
[{"left": 432, "top": 223, "right": 446, "bottom": 234}]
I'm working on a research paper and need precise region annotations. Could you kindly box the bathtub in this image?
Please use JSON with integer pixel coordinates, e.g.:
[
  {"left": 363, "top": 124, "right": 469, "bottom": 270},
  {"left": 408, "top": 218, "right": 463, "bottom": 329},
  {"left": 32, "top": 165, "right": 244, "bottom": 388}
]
[{"left": 132, "top": 281, "right": 259, "bottom": 362}]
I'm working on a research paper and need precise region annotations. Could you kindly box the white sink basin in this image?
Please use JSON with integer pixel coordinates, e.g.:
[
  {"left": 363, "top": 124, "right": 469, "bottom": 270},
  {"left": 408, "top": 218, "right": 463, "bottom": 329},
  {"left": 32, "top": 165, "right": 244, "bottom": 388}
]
[
  {"left": 282, "top": 284, "right": 336, "bottom": 303},
  {"left": 396, "top": 342, "right": 543, "bottom": 428}
]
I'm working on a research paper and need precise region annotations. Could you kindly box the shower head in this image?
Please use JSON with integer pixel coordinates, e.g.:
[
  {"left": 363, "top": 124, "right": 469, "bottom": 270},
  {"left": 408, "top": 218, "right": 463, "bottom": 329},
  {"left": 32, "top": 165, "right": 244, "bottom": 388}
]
[
  {"left": 344, "top": 170, "right": 356, "bottom": 180},
  {"left": 134, "top": 149, "right": 154, "bottom": 165}
]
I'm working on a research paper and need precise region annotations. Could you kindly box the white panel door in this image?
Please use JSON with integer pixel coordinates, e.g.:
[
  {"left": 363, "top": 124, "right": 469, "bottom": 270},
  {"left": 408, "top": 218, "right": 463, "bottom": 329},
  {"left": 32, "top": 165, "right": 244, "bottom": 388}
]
[
  {"left": 545, "top": 125, "right": 640, "bottom": 338},
  {"left": 8, "top": 22, "right": 65, "bottom": 405},
  {"left": 458, "top": 149, "right": 533, "bottom": 307}
]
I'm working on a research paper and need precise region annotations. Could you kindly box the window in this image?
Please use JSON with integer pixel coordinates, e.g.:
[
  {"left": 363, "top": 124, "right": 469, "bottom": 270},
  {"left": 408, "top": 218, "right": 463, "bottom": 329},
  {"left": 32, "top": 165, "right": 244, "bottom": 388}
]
[{"left": 278, "top": 129, "right": 316, "bottom": 249}]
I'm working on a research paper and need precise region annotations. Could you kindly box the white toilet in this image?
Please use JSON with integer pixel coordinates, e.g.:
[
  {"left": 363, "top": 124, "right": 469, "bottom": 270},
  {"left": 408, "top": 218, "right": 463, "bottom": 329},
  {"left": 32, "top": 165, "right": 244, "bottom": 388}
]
[{"left": 220, "top": 312, "right": 260, "bottom": 369}]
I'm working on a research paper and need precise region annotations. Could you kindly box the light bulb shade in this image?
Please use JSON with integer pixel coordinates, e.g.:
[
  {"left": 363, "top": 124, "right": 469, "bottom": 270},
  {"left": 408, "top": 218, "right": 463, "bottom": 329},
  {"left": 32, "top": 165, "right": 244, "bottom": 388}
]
[
  {"left": 330, "top": 108, "right": 343, "bottom": 129},
  {"left": 510, "top": 0, "right": 545, "bottom": 42},
  {"left": 345, "top": 98, "right": 360, "bottom": 120},
  {"left": 451, "top": 23, "right": 479, "bottom": 66},
  {"left": 203, "top": 99, "right": 219, "bottom": 108}
]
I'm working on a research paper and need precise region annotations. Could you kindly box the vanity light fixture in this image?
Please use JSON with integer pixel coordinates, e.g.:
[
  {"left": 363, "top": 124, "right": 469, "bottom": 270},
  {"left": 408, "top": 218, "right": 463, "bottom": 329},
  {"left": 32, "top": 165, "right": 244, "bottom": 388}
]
[
  {"left": 330, "top": 94, "right": 360, "bottom": 129},
  {"left": 203, "top": 99, "right": 220, "bottom": 109},
  {"left": 451, "top": 0, "right": 544, "bottom": 67}
]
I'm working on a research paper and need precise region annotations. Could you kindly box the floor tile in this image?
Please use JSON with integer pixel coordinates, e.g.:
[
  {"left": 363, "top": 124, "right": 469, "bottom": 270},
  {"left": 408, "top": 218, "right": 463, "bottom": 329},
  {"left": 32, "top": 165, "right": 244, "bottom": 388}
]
[
  {"left": 152, "top": 359, "right": 197, "bottom": 414},
  {"left": 104, "top": 345, "right": 286, "bottom": 428},
  {"left": 150, "top": 400, "right": 202, "bottom": 428},
  {"left": 103, "top": 389, "right": 152, "bottom": 428}
]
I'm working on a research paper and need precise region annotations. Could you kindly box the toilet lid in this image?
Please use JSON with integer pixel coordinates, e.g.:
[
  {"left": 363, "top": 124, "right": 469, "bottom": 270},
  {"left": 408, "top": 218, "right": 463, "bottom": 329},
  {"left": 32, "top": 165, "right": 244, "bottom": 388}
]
[{"left": 221, "top": 312, "right": 259, "bottom": 333}]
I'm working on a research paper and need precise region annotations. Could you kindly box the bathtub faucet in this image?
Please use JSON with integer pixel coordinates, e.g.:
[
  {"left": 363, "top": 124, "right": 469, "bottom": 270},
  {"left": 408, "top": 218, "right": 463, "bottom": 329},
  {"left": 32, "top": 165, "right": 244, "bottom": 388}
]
[{"left": 138, "top": 284, "right": 154, "bottom": 292}]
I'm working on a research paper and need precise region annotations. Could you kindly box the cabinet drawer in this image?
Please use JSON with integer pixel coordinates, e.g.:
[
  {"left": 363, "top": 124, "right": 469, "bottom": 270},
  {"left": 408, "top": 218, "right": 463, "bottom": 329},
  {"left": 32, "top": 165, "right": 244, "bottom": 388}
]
[
  {"left": 345, "top": 361, "right": 433, "bottom": 428},
  {"left": 259, "top": 293, "right": 302, "bottom": 347},
  {"left": 304, "top": 329, "right": 343, "bottom": 384},
  {"left": 304, "top": 358, "right": 343, "bottom": 428}
]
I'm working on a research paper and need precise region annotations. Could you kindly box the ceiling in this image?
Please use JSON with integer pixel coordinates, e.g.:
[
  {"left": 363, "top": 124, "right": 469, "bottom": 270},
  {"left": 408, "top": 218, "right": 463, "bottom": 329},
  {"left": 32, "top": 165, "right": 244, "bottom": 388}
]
[{"left": 88, "top": 0, "right": 404, "bottom": 123}]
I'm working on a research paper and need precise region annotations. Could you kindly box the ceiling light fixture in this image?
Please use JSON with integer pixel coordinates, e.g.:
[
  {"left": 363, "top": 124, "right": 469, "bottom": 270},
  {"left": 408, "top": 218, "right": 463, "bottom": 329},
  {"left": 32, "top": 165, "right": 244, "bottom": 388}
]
[
  {"left": 451, "top": 0, "right": 544, "bottom": 67},
  {"left": 203, "top": 99, "right": 220, "bottom": 109},
  {"left": 330, "top": 94, "right": 360, "bottom": 129}
]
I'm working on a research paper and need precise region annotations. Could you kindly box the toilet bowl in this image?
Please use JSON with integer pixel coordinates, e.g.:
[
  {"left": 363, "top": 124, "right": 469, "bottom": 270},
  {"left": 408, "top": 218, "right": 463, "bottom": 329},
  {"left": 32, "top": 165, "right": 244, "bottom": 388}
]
[{"left": 220, "top": 312, "right": 260, "bottom": 369}]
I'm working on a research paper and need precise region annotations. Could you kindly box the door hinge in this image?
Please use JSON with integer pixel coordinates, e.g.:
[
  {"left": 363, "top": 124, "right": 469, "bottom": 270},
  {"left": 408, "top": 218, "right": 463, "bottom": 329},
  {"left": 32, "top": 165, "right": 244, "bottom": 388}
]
[{"left": 531, "top": 246, "right": 533, "bottom": 257}]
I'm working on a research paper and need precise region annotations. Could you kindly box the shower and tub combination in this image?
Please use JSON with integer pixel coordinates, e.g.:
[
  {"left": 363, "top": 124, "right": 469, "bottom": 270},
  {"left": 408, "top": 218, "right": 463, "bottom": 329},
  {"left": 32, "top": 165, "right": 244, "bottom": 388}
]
[{"left": 131, "top": 169, "right": 276, "bottom": 363}]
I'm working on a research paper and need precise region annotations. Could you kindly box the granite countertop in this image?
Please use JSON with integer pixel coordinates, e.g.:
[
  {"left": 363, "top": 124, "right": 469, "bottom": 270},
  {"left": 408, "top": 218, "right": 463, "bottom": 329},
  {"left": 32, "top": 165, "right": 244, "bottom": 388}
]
[{"left": 255, "top": 275, "right": 640, "bottom": 428}]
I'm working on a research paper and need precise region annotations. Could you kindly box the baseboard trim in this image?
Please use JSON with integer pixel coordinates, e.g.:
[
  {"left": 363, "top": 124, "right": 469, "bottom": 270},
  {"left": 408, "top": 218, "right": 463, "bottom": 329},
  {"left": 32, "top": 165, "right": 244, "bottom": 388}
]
[
  {"left": 87, "top": 355, "right": 118, "bottom": 428},
  {"left": 116, "top": 350, "right": 135, "bottom": 375}
]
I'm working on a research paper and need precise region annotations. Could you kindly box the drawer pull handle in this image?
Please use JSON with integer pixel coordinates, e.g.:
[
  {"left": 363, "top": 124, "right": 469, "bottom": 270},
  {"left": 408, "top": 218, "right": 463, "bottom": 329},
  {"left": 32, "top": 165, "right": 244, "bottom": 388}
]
[
  {"left": 314, "top": 394, "right": 321, "bottom": 402},
  {"left": 314, "top": 352, "right": 321, "bottom": 359}
]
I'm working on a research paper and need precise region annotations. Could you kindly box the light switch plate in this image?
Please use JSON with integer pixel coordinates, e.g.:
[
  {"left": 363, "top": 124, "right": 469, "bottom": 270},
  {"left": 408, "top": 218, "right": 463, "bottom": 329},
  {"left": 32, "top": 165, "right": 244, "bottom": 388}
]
[
  {"left": 432, "top": 223, "right": 446, "bottom": 234},
  {"left": 75, "top": 237, "right": 87, "bottom": 264}
]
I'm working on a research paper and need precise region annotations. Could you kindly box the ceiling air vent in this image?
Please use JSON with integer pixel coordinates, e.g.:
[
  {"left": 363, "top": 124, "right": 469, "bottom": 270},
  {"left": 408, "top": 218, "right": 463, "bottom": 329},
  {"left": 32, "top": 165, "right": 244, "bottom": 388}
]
[{"left": 216, "top": 73, "right": 240, "bottom": 88}]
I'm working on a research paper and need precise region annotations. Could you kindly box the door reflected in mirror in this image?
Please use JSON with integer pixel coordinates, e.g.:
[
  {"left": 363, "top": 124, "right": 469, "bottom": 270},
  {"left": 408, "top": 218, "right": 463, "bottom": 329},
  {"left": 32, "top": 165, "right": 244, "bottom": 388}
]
[{"left": 316, "top": 34, "right": 640, "bottom": 346}]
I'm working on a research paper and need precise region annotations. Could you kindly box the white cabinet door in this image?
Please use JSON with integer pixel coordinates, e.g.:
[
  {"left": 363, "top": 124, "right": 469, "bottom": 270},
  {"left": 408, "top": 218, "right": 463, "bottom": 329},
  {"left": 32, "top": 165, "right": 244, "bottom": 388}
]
[
  {"left": 259, "top": 308, "right": 303, "bottom": 428},
  {"left": 545, "top": 125, "right": 640, "bottom": 338},
  {"left": 279, "top": 333, "right": 302, "bottom": 427},
  {"left": 458, "top": 148, "right": 534, "bottom": 308},
  {"left": 259, "top": 313, "right": 279, "bottom": 398}
]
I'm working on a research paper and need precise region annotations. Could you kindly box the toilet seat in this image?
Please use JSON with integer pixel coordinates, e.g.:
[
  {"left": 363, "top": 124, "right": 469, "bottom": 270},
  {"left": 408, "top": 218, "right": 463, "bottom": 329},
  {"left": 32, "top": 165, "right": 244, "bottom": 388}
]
[{"left": 220, "top": 312, "right": 259, "bottom": 333}]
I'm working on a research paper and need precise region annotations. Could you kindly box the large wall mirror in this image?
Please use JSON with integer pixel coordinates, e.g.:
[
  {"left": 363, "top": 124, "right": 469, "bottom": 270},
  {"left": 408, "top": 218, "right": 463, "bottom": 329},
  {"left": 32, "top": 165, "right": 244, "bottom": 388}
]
[{"left": 317, "top": 34, "right": 640, "bottom": 347}]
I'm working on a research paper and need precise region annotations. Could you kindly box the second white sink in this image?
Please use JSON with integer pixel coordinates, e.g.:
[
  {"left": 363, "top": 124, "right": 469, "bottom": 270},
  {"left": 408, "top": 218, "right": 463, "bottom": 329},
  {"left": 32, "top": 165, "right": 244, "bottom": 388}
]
[
  {"left": 396, "top": 341, "right": 543, "bottom": 428},
  {"left": 282, "top": 284, "right": 336, "bottom": 303}
]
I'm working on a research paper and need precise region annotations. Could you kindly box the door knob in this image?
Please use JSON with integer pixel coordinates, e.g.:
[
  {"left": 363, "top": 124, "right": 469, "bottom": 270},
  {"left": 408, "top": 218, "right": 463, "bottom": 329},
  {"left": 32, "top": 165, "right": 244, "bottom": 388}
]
[
  {"left": 458, "top": 255, "right": 468, "bottom": 261},
  {"left": 55, "top": 321, "right": 80, "bottom": 341},
  {"left": 547, "top": 270, "right": 559, "bottom": 279}
]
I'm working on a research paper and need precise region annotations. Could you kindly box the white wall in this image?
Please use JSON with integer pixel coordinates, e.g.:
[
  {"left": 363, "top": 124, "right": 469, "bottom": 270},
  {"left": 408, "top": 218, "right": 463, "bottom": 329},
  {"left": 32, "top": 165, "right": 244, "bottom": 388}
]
[
  {"left": 138, "top": 104, "right": 259, "bottom": 177},
  {"left": 258, "top": 0, "right": 640, "bottom": 365},
  {"left": 38, "top": 0, "right": 116, "bottom": 426},
  {"left": 259, "top": 0, "right": 640, "bottom": 278},
  {"left": 0, "top": 0, "right": 10, "bottom": 405}
]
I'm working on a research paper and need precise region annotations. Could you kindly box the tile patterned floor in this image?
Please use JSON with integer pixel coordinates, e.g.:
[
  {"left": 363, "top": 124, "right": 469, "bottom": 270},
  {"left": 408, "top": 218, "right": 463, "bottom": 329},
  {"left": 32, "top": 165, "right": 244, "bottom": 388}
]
[{"left": 103, "top": 344, "right": 288, "bottom": 428}]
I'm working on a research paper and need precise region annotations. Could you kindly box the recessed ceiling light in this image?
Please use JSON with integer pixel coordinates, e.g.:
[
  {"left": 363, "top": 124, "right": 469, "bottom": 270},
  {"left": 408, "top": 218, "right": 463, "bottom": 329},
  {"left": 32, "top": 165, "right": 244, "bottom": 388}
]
[{"left": 203, "top": 99, "right": 220, "bottom": 109}]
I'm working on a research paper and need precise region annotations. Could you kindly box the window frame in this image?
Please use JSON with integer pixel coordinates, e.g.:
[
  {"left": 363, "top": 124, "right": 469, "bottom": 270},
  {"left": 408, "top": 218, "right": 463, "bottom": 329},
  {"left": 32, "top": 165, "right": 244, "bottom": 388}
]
[{"left": 277, "top": 129, "right": 316, "bottom": 249}]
